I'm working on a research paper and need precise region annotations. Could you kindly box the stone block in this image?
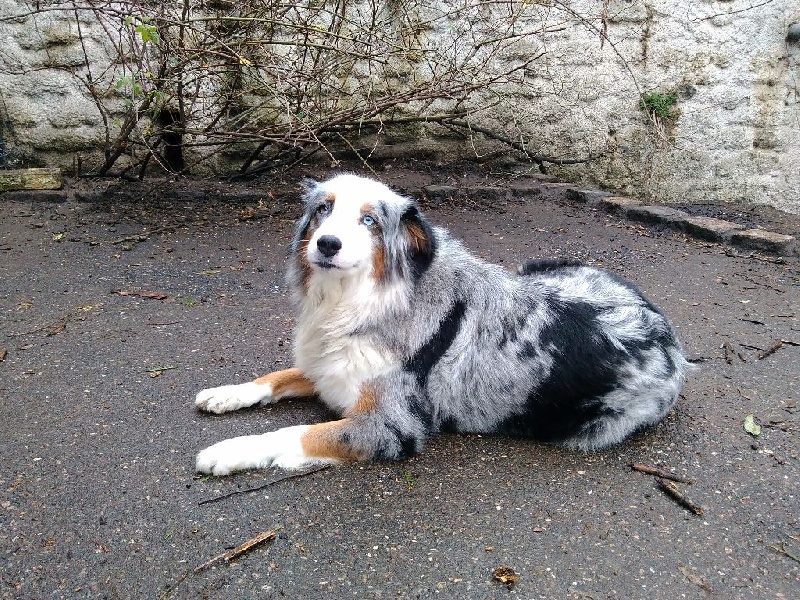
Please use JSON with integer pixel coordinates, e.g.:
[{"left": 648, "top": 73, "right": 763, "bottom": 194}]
[
  {"left": 464, "top": 186, "right": 509, "bottom": 200},
  {"left": 566, "top": 188, "right": 613, "bottom": 205},
  {"left": 541, "top": 182, "right": 578, "bottom": 190},
  {"left": 627, "top": 205, "right": 690, "bottom": 225},
  {"left": 0, "top": 168, "right": 63, "bottom": 191},
  {"left": 507, "top": 182, "right": 544, "bottom": 197},
  {"left": 730, "top": 229, "right": 796, "bottom": 255},
  {"left": 682, "top": 216, "right": 745, "bottom": 241},
  {"left": 599, "top": 196, "right": 642, "bottom": 213}
]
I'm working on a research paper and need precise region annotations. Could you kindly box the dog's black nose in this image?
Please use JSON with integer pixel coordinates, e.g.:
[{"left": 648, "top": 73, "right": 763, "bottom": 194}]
[{"left": 317, "top": 235, "right": 342, "bottom": 258}]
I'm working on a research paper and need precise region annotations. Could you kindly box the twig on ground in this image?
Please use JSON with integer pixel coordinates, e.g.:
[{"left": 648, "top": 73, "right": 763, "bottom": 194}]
[
  {"left": 157, "top": 569, "right": 191, "bottom": 600},
  {"left": 197, "top": 464, "right": 331, "bottom": 506},
  {"left": 114, "top": 290, "right": 169, "bottom": 300},
  {"left": 721, "top": 341, "right": 740, "bottom": 364},
  {"left": 656, "top": 479, "right": 704, "bottom": 516},
  {"left": 8, "top": 314, "right": 71, "bottom": 337},
  {"left": 194, "top": 526, "right": 283, "bottom": 573},
  {"left": 757, "top": 340, "right": 783, "bottom": 360},
  {"left": 628, "top": 462, "right": 694, "bottom": 484},
  {"left": 111, "top": 226, "right": 171, "bottom": 245},
  {"left": 768, "top": 542, "right": 800, "bottom": 564}
]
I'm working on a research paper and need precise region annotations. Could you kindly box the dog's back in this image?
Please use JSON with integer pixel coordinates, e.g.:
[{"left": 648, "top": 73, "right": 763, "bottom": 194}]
[{"left": 397, "top": 230, "right": 689, "bottom": 452}]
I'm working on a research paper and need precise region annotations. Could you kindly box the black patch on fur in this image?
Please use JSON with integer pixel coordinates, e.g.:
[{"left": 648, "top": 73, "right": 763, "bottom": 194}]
[
  {"left": 438, "top": 416, "right": 459, "bottom": 433},
  {"left": 404, "top": 300, "right": 467, "bottom": 388},
  {"left": 374, "top": 423, "right": 419, "bottom": 460},
  {"left": 498, "top": 298, "right": 627, "bottom": 442},
  {"left": 408, "top": 391, "right": 433, "bottom": 426},
  {"left": 402, "top": 205, "right": 437, "bottom": 280},
  {"left": 498, "top": 298, "right": 541, "bottom": 349},
  {"left": 517, "top": 258, "right": 584, "bottom": 275}
]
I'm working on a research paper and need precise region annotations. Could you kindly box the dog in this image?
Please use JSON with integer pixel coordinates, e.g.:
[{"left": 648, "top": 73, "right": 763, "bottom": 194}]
[{"left": 195, "top": 174, "right": 690, "bottom": 475}]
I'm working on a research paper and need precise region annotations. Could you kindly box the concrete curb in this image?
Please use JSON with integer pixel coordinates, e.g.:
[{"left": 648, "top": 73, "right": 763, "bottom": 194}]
[
  {"left": 2, "top": 176, "right": 796, "bottom": 257},
  {"left": 566, "top": 189, "right": 797, "bottom": 257},
  {"left": 422, "top": 181, "right": 800, "bottom": 256},
  {"left": 422, "top": 183, "right": 797, "bottom": 257}
]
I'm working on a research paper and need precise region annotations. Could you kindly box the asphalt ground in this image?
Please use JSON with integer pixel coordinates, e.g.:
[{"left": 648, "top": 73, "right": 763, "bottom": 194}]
[{"left": 1, "top": 171, "right": 798, "bottom": 599}]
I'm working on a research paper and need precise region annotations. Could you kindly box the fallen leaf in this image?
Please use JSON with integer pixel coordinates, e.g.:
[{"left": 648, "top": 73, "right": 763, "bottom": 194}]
[
  {"left": 743, "top": 414, "right": 761, "bottom": 437},
  {"left": 491, "top": 565, "right": 518, "bottom": 589},
  {"left": 75, "top": 304, "right": 100, "bottom": 311},
  {"left": 0, "top": 348, "right": 6, "bottom": 362},
  {"left": 52, "top": 233, "right": 64, "bottom": 241}
]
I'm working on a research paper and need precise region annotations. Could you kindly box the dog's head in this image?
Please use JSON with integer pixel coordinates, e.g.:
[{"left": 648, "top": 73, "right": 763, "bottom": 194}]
[{"left": 290, "top": 174, "right": 436, "bottom": 291}]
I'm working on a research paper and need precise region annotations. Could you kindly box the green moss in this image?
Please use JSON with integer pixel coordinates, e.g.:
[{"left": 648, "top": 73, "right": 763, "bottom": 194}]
[{"left": 639, "top": 91, "right": 677, "bottom": 120}]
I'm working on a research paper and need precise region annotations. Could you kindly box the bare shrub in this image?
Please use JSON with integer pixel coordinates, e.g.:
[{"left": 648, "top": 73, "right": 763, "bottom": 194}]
[{"left": 3, "top": 0, "right": 610, "bottom": 178}]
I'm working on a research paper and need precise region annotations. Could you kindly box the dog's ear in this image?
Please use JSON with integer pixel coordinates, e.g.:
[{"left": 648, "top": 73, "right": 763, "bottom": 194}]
[
  {"left": 299, "top": 177, "right": 320, "bottom": 196},
  {"left": 401, "top": 203, "right": 436, "bottom": 276}
]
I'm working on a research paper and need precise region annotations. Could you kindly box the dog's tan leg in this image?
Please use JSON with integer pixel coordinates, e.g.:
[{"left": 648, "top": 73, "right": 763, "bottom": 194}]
[
  {"left": 195, "top": 419, "right": 362, "bottom": 474},
  {"left": 300, "top": 419, "right": 367, "bottom": 462},
  {"left": 195, "top": 367, "right": 316, "bottom": 414},
  {"left": 254, "top": 367, "right": 316, "bottom": 400}
]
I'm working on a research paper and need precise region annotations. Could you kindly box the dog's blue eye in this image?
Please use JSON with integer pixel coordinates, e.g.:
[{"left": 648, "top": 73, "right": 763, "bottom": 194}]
[{"left": 362, "top": 215, "right": 375, "bottom": 227}]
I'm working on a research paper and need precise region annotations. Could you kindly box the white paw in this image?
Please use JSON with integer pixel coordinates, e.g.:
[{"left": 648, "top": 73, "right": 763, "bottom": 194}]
[
  {"left": 195, "top": 426, "right": 333, "bottom": 475},
  {"left": 195, "top": 382, "right": 273, "bottom": 414}
]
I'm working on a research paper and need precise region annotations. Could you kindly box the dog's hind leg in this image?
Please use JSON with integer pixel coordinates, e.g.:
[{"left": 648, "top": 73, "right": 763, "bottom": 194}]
[{"left": 195, "top": 367, "right": 316, "bottom": 414}]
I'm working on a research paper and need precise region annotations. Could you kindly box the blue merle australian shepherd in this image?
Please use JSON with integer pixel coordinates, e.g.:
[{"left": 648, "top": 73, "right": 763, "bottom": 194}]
[{"left": 195, "top": 174, "right": 690, "bottom": 475}]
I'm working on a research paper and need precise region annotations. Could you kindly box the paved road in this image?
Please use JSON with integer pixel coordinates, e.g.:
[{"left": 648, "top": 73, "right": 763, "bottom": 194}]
[{"left": 1, "top": 174, "right": 798, "bottom": 599}]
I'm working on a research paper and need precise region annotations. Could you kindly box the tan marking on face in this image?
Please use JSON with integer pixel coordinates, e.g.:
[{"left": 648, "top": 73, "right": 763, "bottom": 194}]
[
  {"left": 254, "top": 367, "right": 316, "bottom": 399},
  {"left": 406, "top": 221, "right": 428, "bottom": 254},
  {"left": 358, "top": 203, "right": 385, "bottom": 280},
  {"left": 300, "top": 419, "right": 365, "bottom": 461},
  {"left": 371, "top": 243, "right": 385, "bottom": 281}
]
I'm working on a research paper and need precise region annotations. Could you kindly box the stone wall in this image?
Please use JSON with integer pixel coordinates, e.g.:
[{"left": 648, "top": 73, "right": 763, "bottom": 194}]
[{"left": 0, "top": 0, "right": 798, "bottom": 213}]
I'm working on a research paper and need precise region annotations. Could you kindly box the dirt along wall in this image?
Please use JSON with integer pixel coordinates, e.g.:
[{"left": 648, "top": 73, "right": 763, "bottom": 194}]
[{"left": 0, "top": 0, "right": 798, "bottom": 213}]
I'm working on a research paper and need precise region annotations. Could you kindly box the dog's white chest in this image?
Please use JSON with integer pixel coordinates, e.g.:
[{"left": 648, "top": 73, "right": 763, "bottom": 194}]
[{"left": 294, "top": 316, "right": 396, "bottom": 414}]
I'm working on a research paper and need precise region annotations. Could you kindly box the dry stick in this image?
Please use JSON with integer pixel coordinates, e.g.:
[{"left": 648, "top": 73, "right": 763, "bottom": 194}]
[
  {"left": 198, "top": 464, "right": 331, "bottom": 506},
  {"left": 757, "top": 340, "right": 783, "bottom": 360},
  {"left": 111, "top": 225, "right": 172, "bottom": 245},
  {"left": 194, "top": 526, "right": 283, "bottom": 573},
  {"left": 628, "top": 462, "right": 694, "bottom": 484},
  {"left": 769, "top": 542, "right": 800, "bottom": 565},
  {"left": 656, "top": 479, "right": 704, "bottom": 516},
  {"left": 8, "top": 314, "right": 70, "bottom": 337}
]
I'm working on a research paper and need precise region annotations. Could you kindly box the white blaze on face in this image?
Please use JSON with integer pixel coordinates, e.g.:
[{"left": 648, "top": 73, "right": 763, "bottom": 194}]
[{"left": 306, "top": 195, "right": 374, "bottom": 273}]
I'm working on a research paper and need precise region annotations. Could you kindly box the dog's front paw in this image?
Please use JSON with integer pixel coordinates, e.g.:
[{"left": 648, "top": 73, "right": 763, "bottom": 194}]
[
  {"left": 196, "top": 436, "right": 267, "bottom": 475},
  {"left": 196, "top": 426, "right": 329, "bottom": 475},
  {"left": 195, "top": 382, "right": 272, "bottom": 414}
]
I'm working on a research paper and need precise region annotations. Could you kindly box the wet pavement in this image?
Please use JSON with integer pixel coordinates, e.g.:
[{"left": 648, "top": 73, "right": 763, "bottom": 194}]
[{"left": 1, "top": 170, "right": 798, "bottom": 599}]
